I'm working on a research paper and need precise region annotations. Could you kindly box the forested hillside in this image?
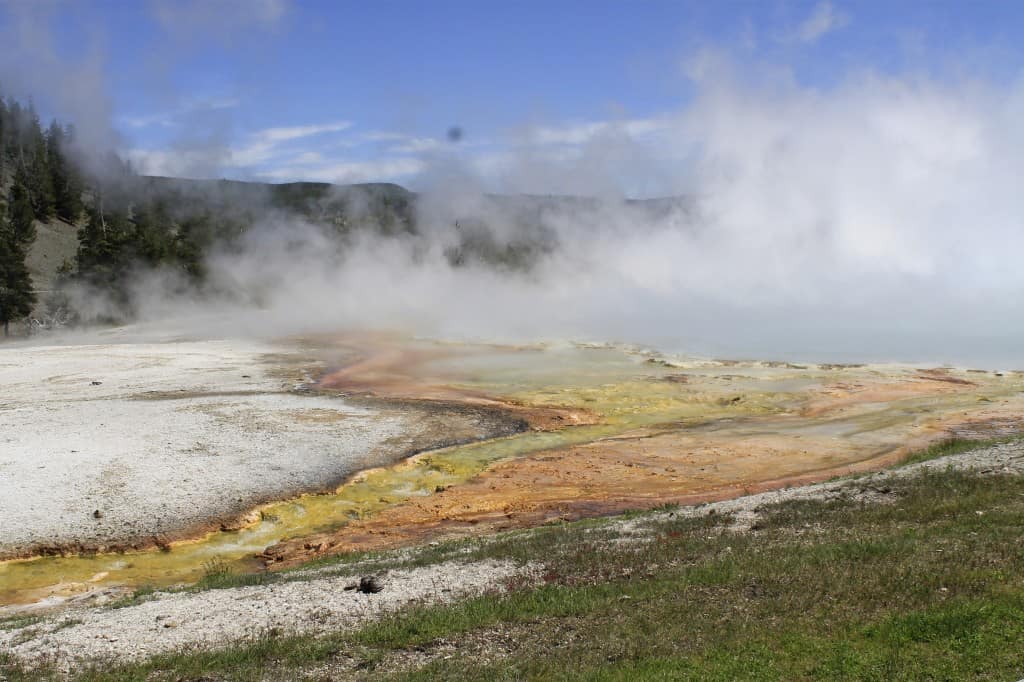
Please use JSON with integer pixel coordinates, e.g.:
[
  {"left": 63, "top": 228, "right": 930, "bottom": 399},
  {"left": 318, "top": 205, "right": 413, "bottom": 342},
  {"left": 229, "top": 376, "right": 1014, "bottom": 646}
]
[
  {"left": 0, "top": 94, "right": 86, "bottom": 335},
  {"left": 0, "top": 89, "right": 550, "bottom": 334},
  {"left": 0, "top": 90, "right": 690, "bottom": 336}
]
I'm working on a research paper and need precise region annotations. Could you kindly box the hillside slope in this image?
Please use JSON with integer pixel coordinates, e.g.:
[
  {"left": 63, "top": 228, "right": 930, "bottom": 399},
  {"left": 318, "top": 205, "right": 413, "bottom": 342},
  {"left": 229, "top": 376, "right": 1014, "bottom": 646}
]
[
  {"left": 25, "top": 216, "right": 78, "bottom": 297},
  {"left": 10, "top": 175, "right": 692, "bottom": 331}
]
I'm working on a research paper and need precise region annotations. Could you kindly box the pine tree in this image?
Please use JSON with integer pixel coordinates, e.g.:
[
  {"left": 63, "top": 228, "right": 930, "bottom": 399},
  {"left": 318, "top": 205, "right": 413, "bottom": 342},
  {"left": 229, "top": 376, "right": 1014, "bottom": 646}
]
[
  {"left": 0, "top": 95, "right": 7, "bottom": 177},
  {"left": 76, "top": 203, "right": 113, "bottom": 278},
  {"left": 174, "top": 213, "right": 209, "bottom": 281},
  {"left": 130, "top": 201, "right": 169, "bottom": 265},
  {"left": 5, "top": 97, "right": 22, "bottom": 156},
  {"left": 8, "top": 167, "right": 36, "bottom": 245},
  {"left": 23, "top": 102, "right": 54, "bottom": 220},
  {"left": 47, "top": 121, "right": 83, "bottom": 222},
  {"left": 0, "top": 203, "right": 36, "bottom": 336},
  {"left": 76, "top": 202, "right": 138, "bottom": 314}
]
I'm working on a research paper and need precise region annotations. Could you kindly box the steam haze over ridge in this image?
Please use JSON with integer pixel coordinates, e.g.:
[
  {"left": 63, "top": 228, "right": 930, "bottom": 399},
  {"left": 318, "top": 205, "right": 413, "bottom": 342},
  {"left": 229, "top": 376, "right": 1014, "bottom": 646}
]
[{"left": 1, "top": 1, "right": 1022, "bottom": 366}]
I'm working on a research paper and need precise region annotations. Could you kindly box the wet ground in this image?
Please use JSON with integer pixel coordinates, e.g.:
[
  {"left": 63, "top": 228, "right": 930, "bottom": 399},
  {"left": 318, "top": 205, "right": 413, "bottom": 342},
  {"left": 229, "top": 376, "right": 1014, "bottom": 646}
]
[{"left": 2, "top": 333, "right": 1022, "bottom": 610}]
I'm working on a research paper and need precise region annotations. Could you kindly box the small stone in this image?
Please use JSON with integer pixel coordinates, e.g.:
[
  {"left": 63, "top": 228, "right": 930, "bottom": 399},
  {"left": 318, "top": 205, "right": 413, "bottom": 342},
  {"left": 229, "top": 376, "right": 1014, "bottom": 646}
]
[
  {"left": 357, "top": 576, "right": 384, "bottom": 594},
  {"left": 163, "top": 621, "right": 178, "bottom": 629}
]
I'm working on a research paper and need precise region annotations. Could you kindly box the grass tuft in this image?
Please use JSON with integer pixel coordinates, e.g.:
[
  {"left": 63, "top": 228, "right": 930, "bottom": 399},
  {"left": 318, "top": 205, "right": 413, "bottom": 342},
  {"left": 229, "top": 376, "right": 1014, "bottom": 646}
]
[
  {"left": 193, "top": 558, "right": 274, "bottom": 591},
  {"left": 899, "top": 434, "right": 1019, "bottom": 467},
  {"left": 0, "top": 614, "right": 42, "bottom": 632},
  {"left": 106, "top": 585, "right": 159, "bottom": 610}
]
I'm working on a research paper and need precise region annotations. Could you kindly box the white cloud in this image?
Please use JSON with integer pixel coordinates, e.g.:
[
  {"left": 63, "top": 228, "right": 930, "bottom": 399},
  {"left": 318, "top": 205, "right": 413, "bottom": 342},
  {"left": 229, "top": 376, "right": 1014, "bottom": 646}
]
[
  {"left": 290, "top": 151, "right": 323, "bottom": 164},
  {"left": 151, "top": 0, "right": 288, "bottom": 38},
  {"left": 129, "top": 120, "right": 434, "bottom": 182},
  {"left": 230, "top": 121, "right": 352, "bottom": 166},
  {"left": 519, "top": 117, "right": 670, "bottom": 147},
  {"left": 125, "top": 117, "right": 353, "bottom": 178},
  {"left": 254, "top": 122, "right": 353, "bottom": 144},
  {"left": 387, "top": 137, "right": 442, "bottom": 154},
  {"left": 256, "top": 157, "right": 425, "bottom": 183},
  {"left": 125, "top": 146, "right": 230, "bottom": 178},
  {"left": 122, "top": 113, "right": 177, "bottom": 129},
  {"left": 121, "top": 96, "right": 240, "bottom": 129},
  {"left": 361, "top": 131, "right": 409, "bottom": 143},
  {"left": 794, "top": 2, "right": 849, "bottom": 44}
]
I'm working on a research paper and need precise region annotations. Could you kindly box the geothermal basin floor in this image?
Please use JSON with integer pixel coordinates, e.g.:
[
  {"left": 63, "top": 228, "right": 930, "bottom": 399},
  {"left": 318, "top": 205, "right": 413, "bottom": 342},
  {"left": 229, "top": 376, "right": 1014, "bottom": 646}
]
[
  {"left": 0, "top": 339, "right": 510, "bottom": 560},
  {"left": 2, "top": 334, "right": 1024, "bottom": 609}
]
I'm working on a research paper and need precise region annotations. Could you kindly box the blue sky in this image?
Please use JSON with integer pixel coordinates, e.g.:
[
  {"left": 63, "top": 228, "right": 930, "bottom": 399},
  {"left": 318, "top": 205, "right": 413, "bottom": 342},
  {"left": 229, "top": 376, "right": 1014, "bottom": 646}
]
[{"left": 2, "top": 0, "right": 1023, "bottom": 192}]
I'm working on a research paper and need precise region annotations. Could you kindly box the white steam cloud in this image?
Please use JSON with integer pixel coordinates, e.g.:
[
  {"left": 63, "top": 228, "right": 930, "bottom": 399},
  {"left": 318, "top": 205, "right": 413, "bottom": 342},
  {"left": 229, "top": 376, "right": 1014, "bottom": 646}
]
[
  {"left": 0, "top": 2, "right": 119, "bottom": 166},
  {"left": 5, "top": 2, "right": 1021, "bottom": 368},
  {"left": 119, "top": 56, "right": 1022, "bottom": 368}
]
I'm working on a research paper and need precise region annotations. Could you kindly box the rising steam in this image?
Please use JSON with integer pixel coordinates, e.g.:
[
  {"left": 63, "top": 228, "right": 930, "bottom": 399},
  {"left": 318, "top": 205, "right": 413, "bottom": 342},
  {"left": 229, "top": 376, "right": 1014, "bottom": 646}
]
[
  {"left": 82, "top": 55, "right": 1022, "bottom": 368},
  {"left": 5, "top": 2, "right": 1022, "bottom": 368}
]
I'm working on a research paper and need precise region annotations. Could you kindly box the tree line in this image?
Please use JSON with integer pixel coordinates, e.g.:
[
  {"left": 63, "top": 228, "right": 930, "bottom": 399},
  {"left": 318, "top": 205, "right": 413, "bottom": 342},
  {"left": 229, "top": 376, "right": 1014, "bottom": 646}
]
[
  {"left": 0, "top": 91, "right": 220, "bottom": 333},
  {"left": 0, "top": 95, "right": 84, "bottom": 335},
  {"left": 0, "top": 88, "right": 556, "bottom": 336}
]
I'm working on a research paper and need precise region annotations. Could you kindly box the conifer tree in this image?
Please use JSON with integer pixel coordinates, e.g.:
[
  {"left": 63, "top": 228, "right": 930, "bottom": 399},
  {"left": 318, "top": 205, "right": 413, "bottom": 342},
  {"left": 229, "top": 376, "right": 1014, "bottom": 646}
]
[
  {"left": 8, "top": 166, "right": 36, "bottom": 245},
  {"left": 0, "top": 95, "right": 7, "bottom": 177},
  {"left": 76, "top": 203, "right": 112, "bottom": 278},
  {"left": 5, "top": 97, "right": 22, "bottom": 155},
  {"left": 0, "top": 201, "right": 36, "bottom": 336},
  {"left": 23, "top": 102, "right": 54, "bottom": 220},
  {"left": 47, "top": 121, "right": 83, "bottom": 222}
]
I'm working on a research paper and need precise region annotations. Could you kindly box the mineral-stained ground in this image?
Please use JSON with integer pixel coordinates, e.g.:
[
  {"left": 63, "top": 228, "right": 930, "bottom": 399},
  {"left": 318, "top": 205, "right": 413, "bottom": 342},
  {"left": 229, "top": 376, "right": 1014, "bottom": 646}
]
[{"left": 2, "top": 332, "right": 1022, "bottom": 608}]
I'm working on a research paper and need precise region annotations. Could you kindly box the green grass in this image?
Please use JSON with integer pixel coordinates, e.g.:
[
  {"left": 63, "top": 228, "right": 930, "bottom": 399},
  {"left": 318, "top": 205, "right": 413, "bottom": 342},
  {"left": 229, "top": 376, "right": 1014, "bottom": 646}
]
[
  {"left": 52, "top": 618, "right": 84, "bottom": 632},
  {"left": 5, "top": 445, "right": 1024, "bottom": 681},
  {"left": 104, "top": 561, "right": 277, "bottom": 611},
  {"left": 381, "top": 470, "right": 1024, "bottom": 681},
  {"left": 105, "top": 585, "right": 160, "bottom": 610},
  {"left": 0, "top": 614, "right": 42, "bottom": 631},
  {"left": 897, "top": 434, "right": 1018, "bottom": 466},
  {"left": 192, "top": 559, "right": 275, "bottom": 591}
]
